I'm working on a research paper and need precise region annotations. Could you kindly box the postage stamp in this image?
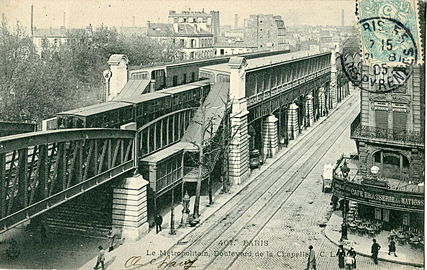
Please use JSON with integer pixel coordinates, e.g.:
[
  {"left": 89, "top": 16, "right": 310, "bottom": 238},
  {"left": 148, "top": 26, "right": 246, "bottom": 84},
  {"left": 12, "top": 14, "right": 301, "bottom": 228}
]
[{"left": 357, "top": 0, "right": 423, "bottom": 66}]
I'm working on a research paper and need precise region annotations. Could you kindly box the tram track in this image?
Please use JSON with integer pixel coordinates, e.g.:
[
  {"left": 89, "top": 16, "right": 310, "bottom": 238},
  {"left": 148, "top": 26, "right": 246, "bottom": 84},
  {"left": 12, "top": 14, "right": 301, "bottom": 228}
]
[
  {"left": 204, "top": 102, "right": 359, "bottom": 270},
  {"left": 141, "top": 93, "right": 359, "bottom": 269}
]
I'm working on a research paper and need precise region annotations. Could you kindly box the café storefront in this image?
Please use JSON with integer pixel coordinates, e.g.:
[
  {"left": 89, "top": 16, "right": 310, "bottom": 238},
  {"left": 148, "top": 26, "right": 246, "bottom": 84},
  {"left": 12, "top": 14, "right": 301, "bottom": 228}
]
[{"left": 332, "top": 177, "right": 424, "bottom": 230}]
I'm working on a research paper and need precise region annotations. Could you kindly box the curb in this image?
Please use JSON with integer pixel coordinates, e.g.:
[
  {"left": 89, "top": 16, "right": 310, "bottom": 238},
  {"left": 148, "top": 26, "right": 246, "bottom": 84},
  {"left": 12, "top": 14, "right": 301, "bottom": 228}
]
[
  {"left": 321, "top": 229, "right": 424, "bottom": 268},
  {"left": 138, "top": 91, "right": 358, "bottom": 266}
]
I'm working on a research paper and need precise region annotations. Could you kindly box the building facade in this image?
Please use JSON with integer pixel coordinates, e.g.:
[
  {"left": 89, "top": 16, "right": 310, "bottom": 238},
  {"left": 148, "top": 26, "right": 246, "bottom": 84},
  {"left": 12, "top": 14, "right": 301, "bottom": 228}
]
[
  {"left": 331, "top": 31, "right": 425, "bottom": 231},
  {"left": 147, "top": 22, "right": 214, "bottom": 60},
  {"left": 168, "top": 10, "right": 220, "bottom": 43},
  {"left": 244, "top": 14, "right": 287, "bottom": 50},
  {"left": 213, "top": 42, "right": 257, "bottom": 56}
]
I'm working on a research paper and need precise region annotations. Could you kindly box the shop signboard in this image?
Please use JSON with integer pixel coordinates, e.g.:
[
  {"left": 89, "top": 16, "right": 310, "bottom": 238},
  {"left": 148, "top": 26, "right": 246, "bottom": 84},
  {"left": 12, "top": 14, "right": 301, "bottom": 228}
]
[{"left": 332, "top": 178, "right": 424, "bottom": 212}]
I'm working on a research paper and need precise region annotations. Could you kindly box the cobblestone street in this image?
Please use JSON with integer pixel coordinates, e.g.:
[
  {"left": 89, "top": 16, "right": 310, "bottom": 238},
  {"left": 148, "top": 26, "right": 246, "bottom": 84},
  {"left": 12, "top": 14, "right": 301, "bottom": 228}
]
[{"left": 145, "top": 91, "right": 423, "bottom": 270}]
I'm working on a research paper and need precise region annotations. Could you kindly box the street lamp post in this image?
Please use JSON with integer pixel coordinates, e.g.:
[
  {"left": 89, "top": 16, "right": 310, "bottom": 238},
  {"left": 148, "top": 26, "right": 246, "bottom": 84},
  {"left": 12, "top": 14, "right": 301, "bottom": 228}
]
[
  {"left": 181, "top": 191, "right": 190, "bottom": 226},
  {"left": 340, "top": 160, "right": 350, "bottom": 241},
  {"left": 341, "top": 194, "right": 348, "bottom": 241},
  {"left": 169, "top": 187, "right": 176, "bottom": 235}
]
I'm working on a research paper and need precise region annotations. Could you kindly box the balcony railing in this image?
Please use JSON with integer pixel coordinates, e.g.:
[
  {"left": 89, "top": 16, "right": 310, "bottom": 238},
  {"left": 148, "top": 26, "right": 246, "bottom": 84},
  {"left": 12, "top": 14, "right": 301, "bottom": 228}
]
[{"left": 350, "top": 115, "right": 424, "bottom": 146}]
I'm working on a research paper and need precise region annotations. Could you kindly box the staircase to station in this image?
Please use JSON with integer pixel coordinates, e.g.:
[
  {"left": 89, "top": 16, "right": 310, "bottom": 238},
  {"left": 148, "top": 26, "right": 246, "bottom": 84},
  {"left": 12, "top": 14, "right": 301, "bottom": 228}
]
[
  {"left": 181, "top": 82, "right": 230, "bottom": 181},
  {"left": 41, "top": 183, "right": 113, "bottom": 238}
]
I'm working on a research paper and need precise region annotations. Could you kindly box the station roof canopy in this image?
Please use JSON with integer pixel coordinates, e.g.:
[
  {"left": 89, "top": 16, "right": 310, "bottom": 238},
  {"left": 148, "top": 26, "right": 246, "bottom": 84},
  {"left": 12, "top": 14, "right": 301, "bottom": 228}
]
[
  {"left": 115, "top": 92, "right": 170, "bottom": 104},
  {"left": 113, "top": 79, "right": 151, "bottom": 99},
  {"left": 160, "top": 79, "right": 211, "bottom": 95},
  {"left": 141, "top": 143, "right": 185, "bottom": 164},
  {"left": 57, "top": 102, "right": 130, "bottom": 117},
  {"left": 200, "top": 50, "right": 326, "bottom": 74}
]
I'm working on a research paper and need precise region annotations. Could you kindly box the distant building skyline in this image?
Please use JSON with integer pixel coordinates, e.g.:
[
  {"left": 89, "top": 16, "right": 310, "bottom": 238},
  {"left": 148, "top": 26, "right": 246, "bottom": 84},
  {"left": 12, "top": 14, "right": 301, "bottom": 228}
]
[{"left": 2, "top": 0, "right": 355, "bottom": 35}]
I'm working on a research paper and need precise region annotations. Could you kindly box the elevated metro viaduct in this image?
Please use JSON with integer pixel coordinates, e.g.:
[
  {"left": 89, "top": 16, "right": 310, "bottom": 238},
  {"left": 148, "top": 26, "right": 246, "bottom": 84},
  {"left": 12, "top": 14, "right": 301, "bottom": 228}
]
[{"left": 0, "top": 49, "right": 351, "bottom": 240}]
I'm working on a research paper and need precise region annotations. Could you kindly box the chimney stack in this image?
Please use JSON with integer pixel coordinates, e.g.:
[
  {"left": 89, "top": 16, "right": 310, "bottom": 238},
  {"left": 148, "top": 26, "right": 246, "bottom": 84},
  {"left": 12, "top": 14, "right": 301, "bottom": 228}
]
[
  {"left": 132, "top": 16, "right": 135, "bottom": 27},
  {"left": 30, "top": 5, "right": 34, "bottom": 37},
  {"left": 63, "top": 12, "right": 66, "bottom": 28}
]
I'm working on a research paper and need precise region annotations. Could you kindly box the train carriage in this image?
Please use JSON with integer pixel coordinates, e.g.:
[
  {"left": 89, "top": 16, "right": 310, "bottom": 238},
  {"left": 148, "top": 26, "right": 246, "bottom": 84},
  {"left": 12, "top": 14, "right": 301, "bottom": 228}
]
[
  {"left": 57, "top": 102, "right": 134, "bottom": 129},
  {"left": 114, "top": 92, "right": 172, "bottom": 127},
  {"left": 160, "top": 79, "right": 211, "bottom": 111}
]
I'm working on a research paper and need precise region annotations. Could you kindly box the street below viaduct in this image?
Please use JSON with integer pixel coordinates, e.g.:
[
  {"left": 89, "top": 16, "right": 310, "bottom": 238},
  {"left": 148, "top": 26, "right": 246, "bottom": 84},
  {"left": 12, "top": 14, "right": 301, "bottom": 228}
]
[{"left": 140, "top": 90, "right": 421, "bottom": 270}]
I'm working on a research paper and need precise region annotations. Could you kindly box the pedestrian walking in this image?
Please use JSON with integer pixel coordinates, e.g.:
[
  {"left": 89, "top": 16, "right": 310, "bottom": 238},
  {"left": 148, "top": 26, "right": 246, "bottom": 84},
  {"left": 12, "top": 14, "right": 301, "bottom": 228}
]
[
  {"left": 107, "top": 229, "right": 116, "bottom": 252},
  {"left": 306, "top": 245, "right": 316, "bottom": 270},
  {"left": 347, "top": 247, "right": 356, "bottom": 268},
  {"left": 344, "top": 255, "right": 354, "bottom": 269},
  {"left": 388, "top": 241, "right": 397, "bottom": 257},
  {"left": 94, "top": 246, "right": 105, "bottom": 270},
  {"left": 371, "top": 239, "right": 381, "bottom": 264},
  {"left": 336, "top": 244, "right": 345, "bottom": 268},
  {"left": 155, "top": 213, "right": 163, "bottom": 234}
]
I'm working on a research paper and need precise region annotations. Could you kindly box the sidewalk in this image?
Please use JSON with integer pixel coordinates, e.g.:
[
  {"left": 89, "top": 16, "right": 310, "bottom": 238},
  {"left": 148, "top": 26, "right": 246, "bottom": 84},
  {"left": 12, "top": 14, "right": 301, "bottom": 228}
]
[
  {"left": 79, "top": 92, "right": 357, "bottom": 270},
  {"left": 323, "top": 211, "right": 424, "bottom": 267}
]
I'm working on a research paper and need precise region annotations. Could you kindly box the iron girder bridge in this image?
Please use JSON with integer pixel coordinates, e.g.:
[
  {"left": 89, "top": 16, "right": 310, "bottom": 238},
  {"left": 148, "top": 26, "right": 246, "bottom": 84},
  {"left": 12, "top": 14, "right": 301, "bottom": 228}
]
[{"left": 0, "top": 128, "right": 136, "bottom": 232}]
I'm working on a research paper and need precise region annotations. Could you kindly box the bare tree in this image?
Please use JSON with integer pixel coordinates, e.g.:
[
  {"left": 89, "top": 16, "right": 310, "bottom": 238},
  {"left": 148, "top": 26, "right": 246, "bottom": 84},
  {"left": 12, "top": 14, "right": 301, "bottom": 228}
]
[{"left": 188, "top": 91, "right": 244, "bottom": 218}]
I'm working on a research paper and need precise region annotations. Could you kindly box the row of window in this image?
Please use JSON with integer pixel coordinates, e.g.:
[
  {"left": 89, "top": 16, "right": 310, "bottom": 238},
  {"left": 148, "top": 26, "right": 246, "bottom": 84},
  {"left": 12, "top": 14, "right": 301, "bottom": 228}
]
[
  {"left": 156, "top": 156, "right": 183, "bottom": 192},
  {"left": 374, "top": 106, "right": 407, "bottom": 132},
  {"left": 245, "top": 55, "right": 330, "bottom": 96},
  {"left": 173, "top": 17, "right": 211, "bottom": 24},
  {"left": 172, "top": 72, "right": 196, "bottom": 86}
]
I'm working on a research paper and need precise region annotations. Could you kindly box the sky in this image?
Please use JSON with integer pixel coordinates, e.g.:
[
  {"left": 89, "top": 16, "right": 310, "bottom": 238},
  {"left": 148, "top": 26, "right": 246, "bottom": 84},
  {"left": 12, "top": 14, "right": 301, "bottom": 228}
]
[{"left": 1, "top": 0, "right": 356, "bottom": 32}]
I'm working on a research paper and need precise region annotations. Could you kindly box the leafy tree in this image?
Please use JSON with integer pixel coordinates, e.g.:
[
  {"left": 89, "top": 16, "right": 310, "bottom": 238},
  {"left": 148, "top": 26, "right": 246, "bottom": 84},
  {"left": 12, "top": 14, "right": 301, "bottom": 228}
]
[{"left": 0, "top": 20, "right": 177, "bottom": 125}]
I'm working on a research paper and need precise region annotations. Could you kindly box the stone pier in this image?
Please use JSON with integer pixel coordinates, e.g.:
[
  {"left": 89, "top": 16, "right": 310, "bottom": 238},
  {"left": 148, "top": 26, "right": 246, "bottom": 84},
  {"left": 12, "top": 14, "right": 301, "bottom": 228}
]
[
  {"left": 306, "top": 94, "right": 314, "bottom": 127},
  {"left": 112, "top": 174, "right": 150, "bottom": 241},
  {"left": 287, "top": 103, "right": 299, "bottom": 140},
  {"left": 262, "top": 115, "right": 279, "bottom": 158}
]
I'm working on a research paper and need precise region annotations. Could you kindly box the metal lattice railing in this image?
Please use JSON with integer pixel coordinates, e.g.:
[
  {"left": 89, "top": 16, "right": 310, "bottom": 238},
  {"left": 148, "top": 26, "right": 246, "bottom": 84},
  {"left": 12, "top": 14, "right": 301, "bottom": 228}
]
[
  {"left": 0, "top": 128, "right": 136, "bottom": 231},
  {"left": 351, "top": 116, "right": 424, "bottom": 145}
]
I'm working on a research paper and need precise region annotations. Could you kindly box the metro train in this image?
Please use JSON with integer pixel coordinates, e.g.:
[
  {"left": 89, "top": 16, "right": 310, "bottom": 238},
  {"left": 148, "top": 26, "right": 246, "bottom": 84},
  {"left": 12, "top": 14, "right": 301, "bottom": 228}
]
[
  {"left": 54, "top": 49, "right": 291, "bottom": 130},
  {"left": 128, "top": 49, "right": 291, "bottom": 91},
  {"left": 56, "top": 80, "right": 211, "bottom": 129}
]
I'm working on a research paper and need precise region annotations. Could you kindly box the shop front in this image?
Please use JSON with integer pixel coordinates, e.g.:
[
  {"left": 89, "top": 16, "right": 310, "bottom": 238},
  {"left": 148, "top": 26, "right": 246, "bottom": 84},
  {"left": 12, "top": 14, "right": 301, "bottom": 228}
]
[{"left": 332, "top": 176, "right": 424, "bottom": 231}]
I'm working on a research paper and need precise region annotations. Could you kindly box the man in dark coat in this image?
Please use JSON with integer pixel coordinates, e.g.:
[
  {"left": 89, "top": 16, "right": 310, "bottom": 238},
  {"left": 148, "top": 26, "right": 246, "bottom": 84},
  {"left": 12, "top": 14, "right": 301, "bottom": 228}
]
[
  {"left": 340, "top": 161, "right": 350, "bottom": 178},
  {"left": 371, "top": 239, "right": 381, "bottom": 264},
  {"left": 336, "top": 244, "right": 345, "bottom": 268},
  {"left": 155, "top": 213, "right": 163, "bottom": 234}
]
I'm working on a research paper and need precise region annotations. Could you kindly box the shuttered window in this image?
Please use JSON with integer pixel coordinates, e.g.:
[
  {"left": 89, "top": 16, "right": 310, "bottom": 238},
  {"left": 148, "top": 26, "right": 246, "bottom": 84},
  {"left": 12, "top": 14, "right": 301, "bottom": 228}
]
[
  {"left": 375, "top": 110, "right": 388, "bottom": 130},
  {"left": 393, "top": 111, "right": 407, "bottom": 132}
]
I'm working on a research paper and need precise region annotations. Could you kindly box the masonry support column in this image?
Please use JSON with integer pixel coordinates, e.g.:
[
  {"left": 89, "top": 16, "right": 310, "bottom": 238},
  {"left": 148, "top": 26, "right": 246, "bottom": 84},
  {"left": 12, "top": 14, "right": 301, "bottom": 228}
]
[
  {"left": 330, "top": 50, "right": 338, "bottom": 108},
  {"left": 287, "top": 103, "right": 299, "bottom": 140},
  {"left": 112, "top": 175, "right": 150, "bottom": 241},
  {"left": 319, "top": 89, "right": 325, "bottom": 117},
  {"left": 306, "top": 94, "right": 314, "bottom": 126},
  {"left": 262, "top": 115, "right": 279, "bottom": 158},
  {"left": 228, "top": 57, "right": 250, "bottom": 185}
]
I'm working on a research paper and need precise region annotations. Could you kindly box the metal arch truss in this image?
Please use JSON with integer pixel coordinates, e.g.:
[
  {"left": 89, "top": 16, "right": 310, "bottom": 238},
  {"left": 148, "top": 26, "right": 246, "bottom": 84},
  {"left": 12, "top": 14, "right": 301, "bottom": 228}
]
[
  {"left": 137, "top": 108, "right": 196, "bottom": 157},
  {"left": 0, "top": 128, "right": 135, "bottom": 231}
]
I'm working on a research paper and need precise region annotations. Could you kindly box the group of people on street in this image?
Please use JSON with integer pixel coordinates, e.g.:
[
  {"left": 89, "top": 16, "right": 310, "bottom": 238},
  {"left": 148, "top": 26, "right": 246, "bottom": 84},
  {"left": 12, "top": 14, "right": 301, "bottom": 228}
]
[
  {"left": 336, "top": 245, "right": 356, "bottom": 269},
  {"left": 307, "top": 238, "right": 390, "bottom": 270}
]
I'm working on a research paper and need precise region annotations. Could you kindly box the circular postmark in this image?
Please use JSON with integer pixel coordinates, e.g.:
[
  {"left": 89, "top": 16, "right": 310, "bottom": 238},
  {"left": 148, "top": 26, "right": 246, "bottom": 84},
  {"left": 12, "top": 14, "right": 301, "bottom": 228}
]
[{"left": 340, "top": 16, "right": 417, "bottom": 93}]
